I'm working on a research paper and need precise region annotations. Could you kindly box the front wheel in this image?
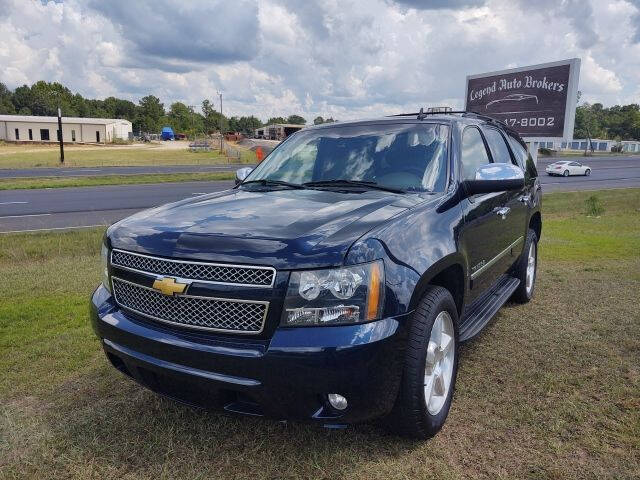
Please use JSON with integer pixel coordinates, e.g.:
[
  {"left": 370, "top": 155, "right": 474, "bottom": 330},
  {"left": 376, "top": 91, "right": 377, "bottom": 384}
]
[
  {"left": 563, "top": 170, "right": 569, "bottom": 177},
  {"left": 385, "top": 286, "right": 459, "bottom": 439},
  {"left": 585, "top": 169, "right": 591, "bottom": 176},
  {"left": 511, "top": 229, "right": 538, "bottom": 303}
]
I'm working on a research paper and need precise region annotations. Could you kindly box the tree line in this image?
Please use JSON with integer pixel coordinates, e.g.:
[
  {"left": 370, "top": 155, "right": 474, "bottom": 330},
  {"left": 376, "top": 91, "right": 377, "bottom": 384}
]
[
  {"left": 573, "top": 103, "right": 640, "bottom": 141},
  {"left": 3, "top": 80, "right": 637, "bottom": 141},
  {"left": 0, "top": 81, "right": 319, "bottom": 136}
]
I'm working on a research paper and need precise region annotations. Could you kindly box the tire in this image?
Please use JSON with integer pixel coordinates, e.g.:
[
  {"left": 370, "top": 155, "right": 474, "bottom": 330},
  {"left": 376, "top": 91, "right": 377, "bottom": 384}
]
[
  {"left": 385, "top": 286, "right": 459, "bottom": 439},
  {"left": 585, "top": 169, "right": 591, "bottom": 176},
  {"left": 511, "top": 229, "right": 538, "bottom": 303},
  {"left": 563, "top": 170, "right": 569, "bottom": 177}
]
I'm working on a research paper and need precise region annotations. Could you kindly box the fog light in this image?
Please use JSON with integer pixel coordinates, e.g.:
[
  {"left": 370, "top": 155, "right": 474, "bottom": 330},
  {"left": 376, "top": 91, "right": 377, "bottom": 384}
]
[{"left": 327, "top": 393, "right": 348, "bottom": 411}]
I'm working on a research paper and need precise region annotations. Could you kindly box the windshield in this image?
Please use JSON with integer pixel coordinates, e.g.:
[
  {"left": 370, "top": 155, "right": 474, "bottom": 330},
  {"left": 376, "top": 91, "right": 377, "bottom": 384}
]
[{"left": 243, "top": 123, "right": 449, "bottom": 193}]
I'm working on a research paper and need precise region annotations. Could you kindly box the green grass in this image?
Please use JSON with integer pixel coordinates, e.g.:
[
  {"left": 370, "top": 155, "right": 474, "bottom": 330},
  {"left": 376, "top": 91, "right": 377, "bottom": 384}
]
[
  {"left": 0, "top": 144, "right": 256, "bottom": 168},
  {"left": 0, "top": 172, "right": 235, "bottom": 190},
  {"left": 0, "top": 190, "right": 639, "bottom": 479}
]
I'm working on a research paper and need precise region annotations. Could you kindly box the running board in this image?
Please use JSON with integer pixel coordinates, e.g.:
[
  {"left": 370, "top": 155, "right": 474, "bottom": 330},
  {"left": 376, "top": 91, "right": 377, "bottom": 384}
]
[{"left": 459, "top": 275, "right": 520, "bottom": 342}]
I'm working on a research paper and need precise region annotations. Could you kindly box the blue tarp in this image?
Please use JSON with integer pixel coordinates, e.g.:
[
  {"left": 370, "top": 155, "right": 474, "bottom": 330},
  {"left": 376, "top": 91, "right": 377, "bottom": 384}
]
[{"left": 161, "top": 126, "right": 174, "bottom": 140}]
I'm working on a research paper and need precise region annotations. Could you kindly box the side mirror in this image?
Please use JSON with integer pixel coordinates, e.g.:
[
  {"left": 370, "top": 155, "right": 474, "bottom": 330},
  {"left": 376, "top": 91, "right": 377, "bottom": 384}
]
[
  {"left": 235, "top": 167, "right": 253, "bottom": 185},
  {"left": 462, "top": 163, "right": 524, "bottom": 197}
]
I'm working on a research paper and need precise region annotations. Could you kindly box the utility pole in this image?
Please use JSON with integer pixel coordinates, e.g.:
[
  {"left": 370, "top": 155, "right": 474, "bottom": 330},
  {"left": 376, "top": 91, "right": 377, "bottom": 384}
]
[
  {"left": 217, "top": 91, "right": 223, "bottom": 153},
  {"left": 57, "top": 107, "right": 64, "bottom": 164},
  {"left": 188, "top": 104, "right": 197, "bottom": 141}
]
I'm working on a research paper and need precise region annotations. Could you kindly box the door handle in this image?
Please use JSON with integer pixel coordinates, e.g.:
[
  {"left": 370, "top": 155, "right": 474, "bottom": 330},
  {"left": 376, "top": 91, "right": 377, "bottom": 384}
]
[
  {"left": 495, "top": 207, "right": 511, "bottom": 219},
  {"left": 519, "top": 195, "right": 531, "bottom": 204}
]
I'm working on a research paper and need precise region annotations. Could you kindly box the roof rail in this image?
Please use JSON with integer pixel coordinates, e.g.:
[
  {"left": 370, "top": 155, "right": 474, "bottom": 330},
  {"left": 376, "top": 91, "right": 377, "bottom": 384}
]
[{"left": 387, "top": 109, "right": 507, "bottom": 126}]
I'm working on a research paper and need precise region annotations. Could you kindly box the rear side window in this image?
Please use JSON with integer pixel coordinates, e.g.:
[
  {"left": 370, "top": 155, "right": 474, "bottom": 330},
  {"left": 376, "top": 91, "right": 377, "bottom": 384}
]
[
  {"left": 482, "top": 128, "right": 513, "bottom": 164},
  {"left": 506, "top": 134, "right": 528, "bottom": 169},
  {"left": 460, "top": 127, "right": 490, "bottom": 180}
]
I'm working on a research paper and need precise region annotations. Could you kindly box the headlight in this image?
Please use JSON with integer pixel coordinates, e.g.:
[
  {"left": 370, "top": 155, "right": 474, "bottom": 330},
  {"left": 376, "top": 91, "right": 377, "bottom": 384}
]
[
  {"left": 282, "top": 260, "right": 384, "bottom": 326},
  {"left": 101, "top": 243, "right": 111, "bottom": 293}
]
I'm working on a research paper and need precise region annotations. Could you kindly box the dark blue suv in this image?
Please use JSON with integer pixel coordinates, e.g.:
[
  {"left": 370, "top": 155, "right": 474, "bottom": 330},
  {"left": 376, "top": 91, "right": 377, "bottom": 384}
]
[{"left": 91, "top": 111, "right": 541, "bottom": 438}]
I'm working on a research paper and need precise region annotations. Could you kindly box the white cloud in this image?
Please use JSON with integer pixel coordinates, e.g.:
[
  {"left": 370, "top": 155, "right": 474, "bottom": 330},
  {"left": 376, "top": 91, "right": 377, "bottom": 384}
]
[{"left": 0, "top": 0, "right": 639, "bottom": 122}]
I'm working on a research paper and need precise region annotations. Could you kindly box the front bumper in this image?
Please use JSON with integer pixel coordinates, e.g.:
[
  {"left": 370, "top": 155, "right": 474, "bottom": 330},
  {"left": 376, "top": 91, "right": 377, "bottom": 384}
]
[{"left": 90, "top": 285, "right": 409, "bottom": 424}]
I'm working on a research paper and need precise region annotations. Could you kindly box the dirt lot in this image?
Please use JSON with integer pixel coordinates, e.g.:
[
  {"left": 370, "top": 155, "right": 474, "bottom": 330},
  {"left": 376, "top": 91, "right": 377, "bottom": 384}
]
[{"left": 0, "top": 189, "right": 638, "bottom": 479}]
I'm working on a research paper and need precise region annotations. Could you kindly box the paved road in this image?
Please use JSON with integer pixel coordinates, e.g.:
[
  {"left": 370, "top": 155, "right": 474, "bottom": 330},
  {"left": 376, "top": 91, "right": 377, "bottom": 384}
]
[
  {"left": 1, "top": 155, "right": 639, "bottom": 233},
  {"left": 0, "top": 181, "right": 234, "bottom": 233},
  {"left": 536, "top": 155, "right": 640, "bottom": 192},
  {"left": 0, "top": 164, "right": 253, "bottom": 178}
]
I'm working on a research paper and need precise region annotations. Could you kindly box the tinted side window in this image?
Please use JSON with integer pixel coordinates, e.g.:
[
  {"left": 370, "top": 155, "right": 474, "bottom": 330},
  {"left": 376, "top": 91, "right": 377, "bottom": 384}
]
[
  {"left": 483, "top": 128, "right": 513, "bottom": 164},
  {"left": 461, "top": 127, "right": 490, "bottom": 180},
  {"left": 506, "top": 134, "right": 527, "bottom": 168}
]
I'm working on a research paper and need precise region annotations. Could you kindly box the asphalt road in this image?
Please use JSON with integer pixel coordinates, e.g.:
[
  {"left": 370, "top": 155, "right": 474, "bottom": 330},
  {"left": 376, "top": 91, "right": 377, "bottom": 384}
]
[
  {"left": 1, "top": 155, "right": 638, "bottom": 233},
  {"left": 0, "top": 181, "right": 235, "bottom": 233},
  {"left": 0, "top": 164, "right": 252, "bottom": 178},
  {"left": 536, "top": 155, "right": 640, "bottom": 192}
]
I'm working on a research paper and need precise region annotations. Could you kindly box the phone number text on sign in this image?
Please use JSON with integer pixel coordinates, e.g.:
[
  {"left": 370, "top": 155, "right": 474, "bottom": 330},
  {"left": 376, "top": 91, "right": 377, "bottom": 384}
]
[{"left": 504, "top": 117, "right": 556, "bottom": 128}]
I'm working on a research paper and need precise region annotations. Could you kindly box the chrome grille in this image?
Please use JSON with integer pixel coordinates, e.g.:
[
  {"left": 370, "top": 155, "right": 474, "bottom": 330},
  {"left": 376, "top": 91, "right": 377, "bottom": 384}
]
[
  {"left": 112, "top": 278, "right": 268, "bottom": 334},
  {"left": 111, "top": 249, "right": 275, "bottom": 287}
]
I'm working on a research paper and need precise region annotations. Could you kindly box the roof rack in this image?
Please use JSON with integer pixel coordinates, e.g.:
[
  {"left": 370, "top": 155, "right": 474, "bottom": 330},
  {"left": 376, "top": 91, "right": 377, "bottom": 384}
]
[{"left": 387, "top": 109, "right": 507, "bottom": 126}]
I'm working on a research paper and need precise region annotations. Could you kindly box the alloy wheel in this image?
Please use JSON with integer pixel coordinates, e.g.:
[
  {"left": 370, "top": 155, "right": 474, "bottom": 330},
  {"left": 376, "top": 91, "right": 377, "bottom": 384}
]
[
  {"left": 424, "top": 311, "right": 455, "bottom": 415},
  {"left": 525, "top": 241, "right": 536, "bottom": 295}
]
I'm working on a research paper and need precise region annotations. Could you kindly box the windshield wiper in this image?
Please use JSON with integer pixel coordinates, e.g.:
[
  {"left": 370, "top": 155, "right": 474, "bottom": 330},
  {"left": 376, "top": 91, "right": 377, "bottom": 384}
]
[
  {"left": 303, "top": 179, "right": 405, "bottom": 194},
  {"left": 240, "top": 179, "right": 306, "bottom": 189}
]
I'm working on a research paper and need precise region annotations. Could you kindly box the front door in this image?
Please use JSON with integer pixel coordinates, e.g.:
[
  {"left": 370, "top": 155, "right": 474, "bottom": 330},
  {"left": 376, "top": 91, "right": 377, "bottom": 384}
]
[
  {"left": 480, "top": 127, "right": 528, "bottom": 267},
  {"left": 457, "top": 126, "right": 511, "bottom": 303}
]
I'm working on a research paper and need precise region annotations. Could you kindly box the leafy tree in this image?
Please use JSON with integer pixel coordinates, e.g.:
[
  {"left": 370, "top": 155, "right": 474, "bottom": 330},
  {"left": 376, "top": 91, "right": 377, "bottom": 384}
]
[
  {"left": 228, "top": 115, "right": 262, "bottom": 135},
  {"left": 266, "top": 116, "right": 286, "bottom": 125},
  {"left": 201, "top": 99, "right": 228, "bottom": 133},
  {"left": 135, "top": 95, "right": 165, "bottom": 133},
  {"left": 286, "top": 114, "right": 306, "bottom": 125},
  {"left": 168, "top": 102, "right": 204, "bottom": 136},
  {"left": 0, "top": 83, "right": 15, "bottom": 114},
  {"left": 313, "top": 116, "right": 324, "bottom": 125}
]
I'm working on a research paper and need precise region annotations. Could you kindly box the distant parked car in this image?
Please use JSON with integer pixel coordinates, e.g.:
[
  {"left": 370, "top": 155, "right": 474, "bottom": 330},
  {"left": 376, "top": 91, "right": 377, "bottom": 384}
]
[{"left": 545, "top": 161, "right": 591, "bottom": 177}]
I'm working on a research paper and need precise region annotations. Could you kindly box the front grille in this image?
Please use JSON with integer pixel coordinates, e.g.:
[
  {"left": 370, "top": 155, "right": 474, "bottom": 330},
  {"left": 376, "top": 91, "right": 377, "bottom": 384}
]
[
  {"left": 112, "top": 277, "right": 268, "bottom": 334},
  {"left": 111, "top": 250, "right": 275, "bottom": 287}
]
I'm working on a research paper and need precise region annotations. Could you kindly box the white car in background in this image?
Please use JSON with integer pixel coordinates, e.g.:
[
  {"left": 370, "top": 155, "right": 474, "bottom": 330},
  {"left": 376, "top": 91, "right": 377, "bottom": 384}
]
[{"left": 545, "top": 160, "right": 591, "bottom": 177}]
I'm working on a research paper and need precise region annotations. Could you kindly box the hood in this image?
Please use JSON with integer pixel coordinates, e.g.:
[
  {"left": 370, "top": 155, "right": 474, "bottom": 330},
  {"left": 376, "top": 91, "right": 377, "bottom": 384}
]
[{"left": 108, "top": 188, "right": 417, "bottom": 269}]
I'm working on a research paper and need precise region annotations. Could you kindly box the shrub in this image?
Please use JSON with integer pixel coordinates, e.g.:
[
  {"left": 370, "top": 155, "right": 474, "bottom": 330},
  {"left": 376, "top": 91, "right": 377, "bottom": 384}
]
[
  {"left": 538, "top": 147, "right": 555, "bottom": 156},
  {"left": 585, "top": 195, "right": 604, "bottom": 216}
]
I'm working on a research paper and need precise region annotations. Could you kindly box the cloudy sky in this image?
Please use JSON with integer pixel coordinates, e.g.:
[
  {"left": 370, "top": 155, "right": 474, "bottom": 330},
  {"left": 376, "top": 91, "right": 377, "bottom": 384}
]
[{"left": 1, "top": 0, "right": 639, "bottom": 121}]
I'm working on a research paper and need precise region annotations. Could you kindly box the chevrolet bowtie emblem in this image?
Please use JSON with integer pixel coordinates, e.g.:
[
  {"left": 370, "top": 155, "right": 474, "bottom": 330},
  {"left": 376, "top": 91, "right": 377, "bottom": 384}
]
[{"left": 152, "top": 277, "right": 188, "bottom": 296}]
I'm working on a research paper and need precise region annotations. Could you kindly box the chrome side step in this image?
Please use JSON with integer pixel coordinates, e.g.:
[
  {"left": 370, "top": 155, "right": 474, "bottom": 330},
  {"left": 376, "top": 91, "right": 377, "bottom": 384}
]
[{"left": 459, "top": 275, "right": 520, "bottom": 342}]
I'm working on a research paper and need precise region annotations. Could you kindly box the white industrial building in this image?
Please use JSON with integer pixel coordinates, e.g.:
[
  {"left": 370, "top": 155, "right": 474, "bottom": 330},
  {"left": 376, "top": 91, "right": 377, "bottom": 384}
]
[
  {"left": 538, "top": 138, "right": 640, "bottom": 153},
  {"left": 0, "top": 115, "right": 132, "bottom": 144}
]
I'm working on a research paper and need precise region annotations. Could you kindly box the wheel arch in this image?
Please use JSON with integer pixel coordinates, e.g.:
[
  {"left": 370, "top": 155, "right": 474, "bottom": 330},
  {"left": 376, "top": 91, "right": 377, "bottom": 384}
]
[
  {"left": 409, "top": 255, "right": 466, "bottom": 317},
  {"left": 529, "top": 211, "right": 542, "bottom": 240}
]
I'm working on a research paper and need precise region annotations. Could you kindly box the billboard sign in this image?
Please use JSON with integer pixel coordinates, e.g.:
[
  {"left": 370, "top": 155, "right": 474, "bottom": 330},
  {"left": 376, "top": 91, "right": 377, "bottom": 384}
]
[{"left": 465, "top": 58, "right": 580, "bottom": 141}]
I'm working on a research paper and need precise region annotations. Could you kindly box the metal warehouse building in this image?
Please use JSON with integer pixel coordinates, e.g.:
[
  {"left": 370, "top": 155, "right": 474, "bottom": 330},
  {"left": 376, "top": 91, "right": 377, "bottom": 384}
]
[
  {"left": 0, "top": 115, "right": 132, "bottom": 144},
  {"left": 254, "top": 123, "right": 305, "bottom": 141}
]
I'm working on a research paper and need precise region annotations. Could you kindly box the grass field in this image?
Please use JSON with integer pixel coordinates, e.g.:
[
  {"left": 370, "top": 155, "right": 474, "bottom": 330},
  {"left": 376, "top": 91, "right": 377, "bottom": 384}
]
[
  {"left": 0, "top": 172, "right": 235, "bottom": 190},
  {"left": 0, "top": 143, "right": 256, "bottom": 168},
  {"left": 0, "top": 189, "right": 639, "bottom": 479}
]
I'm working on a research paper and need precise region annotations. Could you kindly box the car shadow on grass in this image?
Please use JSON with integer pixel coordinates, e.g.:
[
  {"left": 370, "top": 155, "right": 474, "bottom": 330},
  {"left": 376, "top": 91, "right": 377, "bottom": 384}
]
[{"left": 37, "top": 362, "right": 427, "bottom": 477}]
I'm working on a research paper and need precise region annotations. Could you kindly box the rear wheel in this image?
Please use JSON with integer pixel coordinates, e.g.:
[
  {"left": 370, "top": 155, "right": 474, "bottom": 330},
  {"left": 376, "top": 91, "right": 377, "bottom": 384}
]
[
  {"left": 385, "top": 286, "right": 459, "bottom": 439},
  {"left": 585, "top": 168, "right": 591, "bottom": 176},
  {"left": 563, "top": 170, "right": 569, "bottom": 177},
  {"left": 511, "top": 229, "right": 538, "bottom": 303}
]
